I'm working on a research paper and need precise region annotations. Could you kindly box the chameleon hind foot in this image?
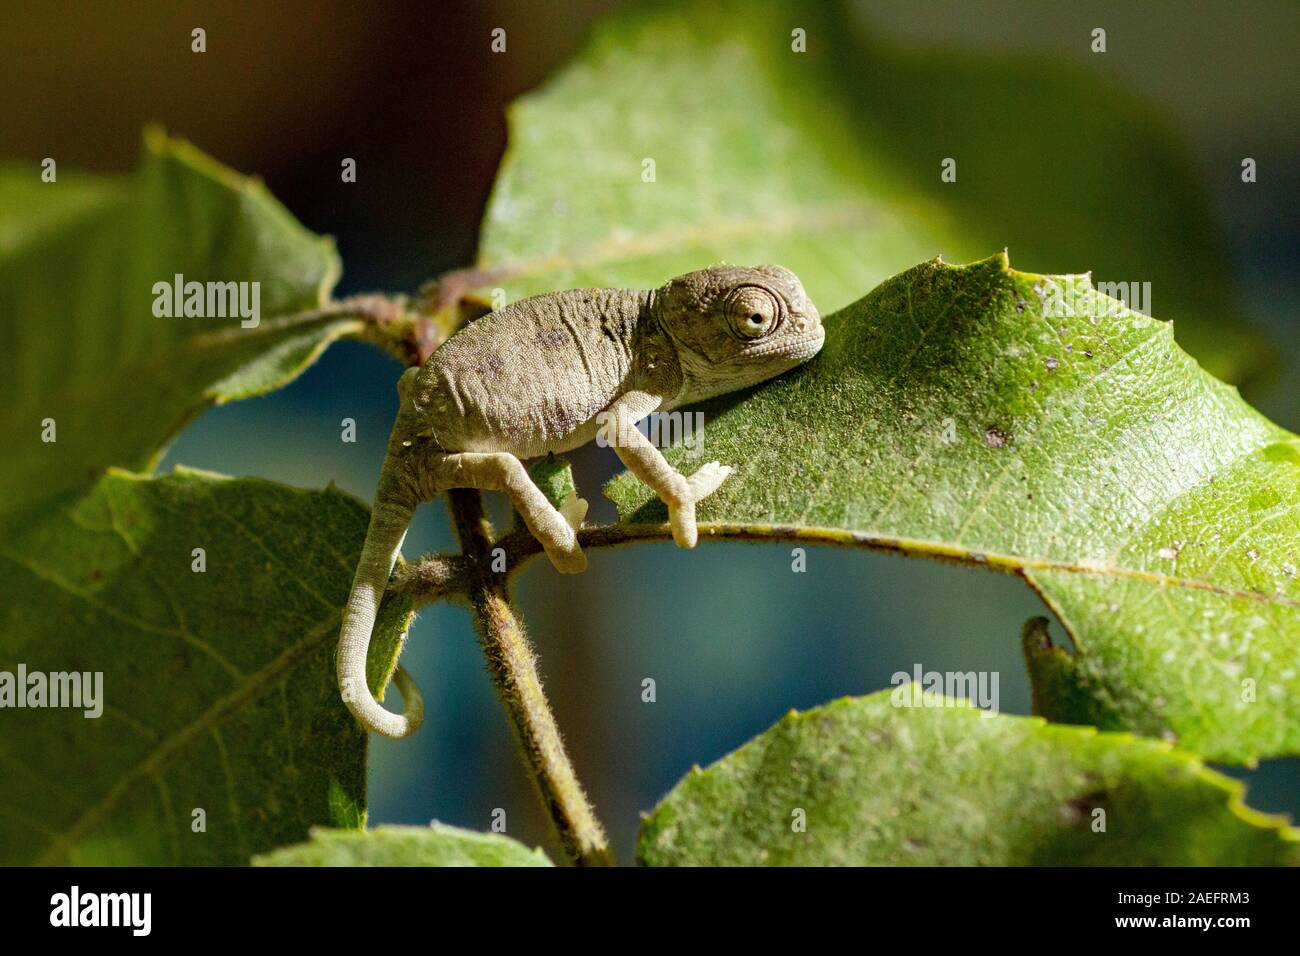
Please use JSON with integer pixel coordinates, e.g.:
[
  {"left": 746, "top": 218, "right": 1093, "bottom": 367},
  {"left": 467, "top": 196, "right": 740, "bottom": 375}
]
[
  {"left": 542, "top": 528, "right": 587, "bottom": 574},
  {"left": 435, "top": 450, "right": 588, "bottom": 574},
  {"left": 537, "top": 493, "right": 587, "bottom": 573},
  {"left": 559, "top": 491, "right": 589, "bottom": 531}
]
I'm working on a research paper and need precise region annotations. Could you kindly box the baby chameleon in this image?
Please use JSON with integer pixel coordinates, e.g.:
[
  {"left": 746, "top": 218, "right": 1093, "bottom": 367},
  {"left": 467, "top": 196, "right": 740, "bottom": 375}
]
[{"left": 338, "top": 264, "right": 823, "bottom": 737}]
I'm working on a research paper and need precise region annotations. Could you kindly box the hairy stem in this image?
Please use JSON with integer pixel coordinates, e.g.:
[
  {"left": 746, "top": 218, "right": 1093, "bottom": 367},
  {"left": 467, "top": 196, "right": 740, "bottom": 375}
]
[
  {"left": 389, "top": 552, "right": 474, "bottom": 603},
  {"left": 326, "top": 291, "right": 456, "bottom": 367},
  {"left": 446, "top": 489, "right": 614, "bottom": 867}
]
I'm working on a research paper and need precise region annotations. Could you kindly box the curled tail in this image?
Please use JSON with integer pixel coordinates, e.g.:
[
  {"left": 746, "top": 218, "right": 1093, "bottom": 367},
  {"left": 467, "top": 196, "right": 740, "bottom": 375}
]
[{"left": 337, "top": 486, "right": 424, "bottom": 738}]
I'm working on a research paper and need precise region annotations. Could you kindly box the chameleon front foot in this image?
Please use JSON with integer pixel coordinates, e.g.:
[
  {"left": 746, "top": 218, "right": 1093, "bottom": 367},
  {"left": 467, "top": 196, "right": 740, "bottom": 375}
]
[
  {"left": 687, "top": 460, "right": 733, "bottom": 499},
  {"left": 668, "top": 460, "right": 733, "bottom": 549}
]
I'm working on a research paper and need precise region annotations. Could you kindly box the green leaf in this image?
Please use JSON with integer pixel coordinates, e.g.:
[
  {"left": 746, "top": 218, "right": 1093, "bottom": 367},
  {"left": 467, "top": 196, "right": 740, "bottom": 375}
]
[
  {"left": 528, "top": 453, "right": 577, "bottom": 510},
  {"left": 469, "top": 0, "right": 1265, "bottom": 384},
  {"left": 0, "top": 468, "right": 410, "bottom": 865},
  {"left": 638, "top": 688, "right": 1299, "bottom": 866},
  {"left": 610, "top": 255, "right": 1300, "bottom": 764},
  {"left": 0, "top": 128, "right": 350, "bottom": 518},
  {"left": 252, "top": 823, "right": 554, "bottom": 867}
]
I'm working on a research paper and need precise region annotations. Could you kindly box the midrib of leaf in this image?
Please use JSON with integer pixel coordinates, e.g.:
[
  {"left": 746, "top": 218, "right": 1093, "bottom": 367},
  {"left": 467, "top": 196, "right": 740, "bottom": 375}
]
[
  {"left": 681, "top": 267, "right": 1283, "bottom": 584},
  {"left": 467, "top": 0, "right": 1269, "bottom": 393},
  {"left": 471, "top": 196, "right": 923, "bottom": 285},
  {"left": 0, "top": 313, "right": 367, "bottom": 434},
  {"left": 0, "top": 130, "right": 358, "bottom": 521},
  {"left": 604, "top": 254, "right": 1299, "bottom": 760},
  {"left": 33, "top": 610, "right": 342, "bottom": 865},
  {"left": 0, "top": 467, "right": 407, "bottom": 864},
  {"left": 590, "top": 521, "right": 1300, "bottom": 610}
]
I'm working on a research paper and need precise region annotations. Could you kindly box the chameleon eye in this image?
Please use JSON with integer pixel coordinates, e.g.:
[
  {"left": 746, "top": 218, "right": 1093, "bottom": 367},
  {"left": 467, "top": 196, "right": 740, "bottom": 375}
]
[{"left": 725, "top": 286, "right": 780, "bottom": 339}]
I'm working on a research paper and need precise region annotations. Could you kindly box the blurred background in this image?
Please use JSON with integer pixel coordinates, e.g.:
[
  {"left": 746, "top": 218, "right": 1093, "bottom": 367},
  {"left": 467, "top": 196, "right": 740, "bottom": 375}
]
[{"left": 5, "top": 0, "right": 1296, "bottom": 861}]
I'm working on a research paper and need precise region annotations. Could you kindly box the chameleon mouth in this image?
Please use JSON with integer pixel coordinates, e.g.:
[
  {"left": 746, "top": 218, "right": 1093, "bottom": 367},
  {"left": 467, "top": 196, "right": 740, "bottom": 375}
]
[
  {"left": 740, "top": 323, "right": 824, "bottom": 367},
  {"left": 785, "top": 322, "right": 825, "bottom": 360},
  {"left": 792, "top": 329, "right": 826, "bottom": 362}
]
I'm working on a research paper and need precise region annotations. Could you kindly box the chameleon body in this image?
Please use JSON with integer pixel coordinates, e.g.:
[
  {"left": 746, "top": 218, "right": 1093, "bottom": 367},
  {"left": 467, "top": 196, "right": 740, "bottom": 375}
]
[{"left": 338, "top": 265, "right": 823, "bottom": 737}]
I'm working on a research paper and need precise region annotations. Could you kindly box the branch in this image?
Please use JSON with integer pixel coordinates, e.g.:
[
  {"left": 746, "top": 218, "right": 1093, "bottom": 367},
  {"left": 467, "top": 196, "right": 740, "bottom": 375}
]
[
  {"left": 389, "top": 552, "right": 473, "bottom": 604},
  {"left": 444, "top": 489, "right": 614, "bottom": 867},
  {"left": 326, "top": 290, "right": 470, "bottom": 368}
]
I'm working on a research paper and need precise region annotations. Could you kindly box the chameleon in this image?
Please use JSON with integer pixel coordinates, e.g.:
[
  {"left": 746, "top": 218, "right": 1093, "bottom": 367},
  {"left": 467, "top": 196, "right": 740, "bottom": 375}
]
[{"left": 337, "top": 265, "right": 823, "bottom": 737}]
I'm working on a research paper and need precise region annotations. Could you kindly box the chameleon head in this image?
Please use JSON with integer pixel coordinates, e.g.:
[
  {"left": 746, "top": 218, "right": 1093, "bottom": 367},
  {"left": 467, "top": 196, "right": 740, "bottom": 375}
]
[{"left": 653, "top": 265, "right": 823, "bottom": 400}]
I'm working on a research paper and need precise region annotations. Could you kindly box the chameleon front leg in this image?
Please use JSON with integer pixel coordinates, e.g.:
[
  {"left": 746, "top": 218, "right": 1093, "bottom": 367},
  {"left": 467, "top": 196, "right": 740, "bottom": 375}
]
[
  {"left": 601, "top": 394, "right": 732, "bottom": 548},
  {"left": 433, "top": 451, "right": 588, "bottom": 573}
]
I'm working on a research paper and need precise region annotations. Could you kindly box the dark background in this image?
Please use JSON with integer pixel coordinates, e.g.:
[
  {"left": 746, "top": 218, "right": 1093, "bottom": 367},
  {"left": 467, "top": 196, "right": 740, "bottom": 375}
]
[{"left": 5, "top": 0, "right": 1297, "bottom": 861}]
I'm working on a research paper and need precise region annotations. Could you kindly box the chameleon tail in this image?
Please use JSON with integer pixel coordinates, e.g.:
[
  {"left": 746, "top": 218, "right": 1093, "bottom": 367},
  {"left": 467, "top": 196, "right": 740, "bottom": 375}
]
[{"left": 336, "top": 491, "right": 425, "bottom": 738}]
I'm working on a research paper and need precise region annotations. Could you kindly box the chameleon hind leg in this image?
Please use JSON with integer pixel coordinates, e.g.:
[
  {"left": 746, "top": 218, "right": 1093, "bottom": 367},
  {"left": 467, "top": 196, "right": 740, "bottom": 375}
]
[{"left": 431, "top": 451, "right": 587, "bottom": 573}]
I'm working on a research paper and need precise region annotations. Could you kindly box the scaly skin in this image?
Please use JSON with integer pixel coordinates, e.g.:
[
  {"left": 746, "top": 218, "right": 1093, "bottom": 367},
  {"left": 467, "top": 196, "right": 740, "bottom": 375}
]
[{"left": 338, "top": 265, "right": 823, "bottom": 737}]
